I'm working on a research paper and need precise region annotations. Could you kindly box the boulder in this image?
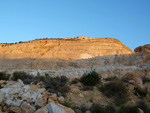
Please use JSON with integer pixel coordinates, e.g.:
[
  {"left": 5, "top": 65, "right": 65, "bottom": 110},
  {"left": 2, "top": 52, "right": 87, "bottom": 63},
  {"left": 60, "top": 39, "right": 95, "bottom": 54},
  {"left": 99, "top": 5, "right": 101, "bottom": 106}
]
[
  {"left": 10, "top": 106, "right": 21, "bottom": 113},
  {"left": 46, "top": 102, "right": 65, "bottom": 113},
  {"left": 21, "top": 102, "right": 36, "bottom": 113},
  {"left": 35, "top": 106, "right": 48, "bottom": 113}
]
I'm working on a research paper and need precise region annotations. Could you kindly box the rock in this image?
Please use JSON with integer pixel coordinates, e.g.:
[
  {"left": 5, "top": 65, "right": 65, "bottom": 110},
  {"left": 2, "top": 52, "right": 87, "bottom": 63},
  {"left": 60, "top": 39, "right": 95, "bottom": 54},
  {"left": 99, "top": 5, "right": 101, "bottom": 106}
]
[
  {"left": 134, "top": 44, "right": 150, "bottom": 52},
  {"left": 11, "top": 99, "right": 23, "bottom": 107},
  {"left": 30, "top": 84, "right": 38, "bottom": 92},
  {"left": 17, "top": 79, "right": 24, "bottom": 86},
  {"left": 23, "top": 85, "right": 30, "bottom": 92},
  {"left": 37, "top": 81, "right": 45, "bottom": 88},
  {"left": 76, "top": 82, "right": 82, "bottom": 88},
  {"left": 48, "top": 97, "right": 55, "bottom": 103},
  {"left": 58, "top": 96, "right": 65, "bottom": 103},
  {"left": 0, "top": 88, "right": 11, "bottom": 97},
  {"left": 8, "top": 88, "right": 21, "bottom": 95},
  {"left": 71, "top": 87, "right": 80, "bottom": 94},
  {"left": 5, "top": 99, "right": 13, "bottom": 106},
  {"left": 0, "top": 92, "right": 5, "bottom": 103},
  {"left": 21, "top": 102, "right": 36, "bottom": 113},
  {"left": 37, "top": 88, "right": 46, "bottom": 94},
  {"left": 56, "top": 103, "right": 75, "bottom": 113},
  {"left": 0, "top": 37, "right": 133, "bottom": 60},
  {"left": 46, "top": 102, "right": 65, "bottom": 113},
  {"left": 35, "top": 99, "right": 47, "bottom": 107},
  {"left": 35, "top": 106, "right": 48, "bottom": 113},
  {"left": 85, "top": 111, "right": 91, "bottom": 113},
  {"left": 10, "top": 106, "right": 21, "bottom": 113},
  {"left": 50, "top": 94, "right": 57, "bottom": 101},
  {"left": 79, "top": 93, "right": 84, "bottom": 98},
  {"left": 138, "top": 108, "right": 144, "bottom": 113},
  {"left": 2, "top": 105, "right": 8, "bottom": 112},
  {"left": 42, "top": 93, "right": 49, "bottom": 99},
  {"left": 22, "top": 92, "right": 31, "bottom": 100},
  {"left": 30, "top": 92, "right": 38, "bottom": 101}
]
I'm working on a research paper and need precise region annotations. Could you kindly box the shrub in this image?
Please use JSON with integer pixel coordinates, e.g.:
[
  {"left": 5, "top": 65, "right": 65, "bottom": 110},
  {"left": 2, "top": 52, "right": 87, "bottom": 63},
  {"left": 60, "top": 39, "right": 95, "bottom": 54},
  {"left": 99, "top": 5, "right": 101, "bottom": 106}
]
[
  {"left": 119, "top": 106, "right": 139, "bottom": 113},
  {"left": 105, "top": 105, "right": 116, "bottom": 113},
  {"left": 136, "top": 101, "right": 150, "bottom": 113},
  {"left": 115, "top": 98, "right": 127, "bottom": 106},
  {"left": 134, "top": 87, "right": 147, "bottom": 98},
  {"left": 12, "top": 71, "right": 34, "bottom": 84},
  {"left": 0, "top": 72, "right": 10, "bottom": 80},
  {"left": 104, "top": 76, "right": 118, "bottom": 81},
  {"left": 81, "top": 86, "right": 93, "bottom": 91},
  {"left": 90, "top": 104, "right": 105, "bottom": 113},
  {"left": 44, "top": 76, "right": 69, "bottom": 96},
  {"left": 71, "top": 78, "right": 79, "bottom": 84},
  {"left": 99, "top": 80, "right": 127, "bottom": 98},
  {"left": 80, "top": 70, "right": 100, "bottom": 86},
  {"left": 142, "top": 77, "right": 150, "bottom": 84}
]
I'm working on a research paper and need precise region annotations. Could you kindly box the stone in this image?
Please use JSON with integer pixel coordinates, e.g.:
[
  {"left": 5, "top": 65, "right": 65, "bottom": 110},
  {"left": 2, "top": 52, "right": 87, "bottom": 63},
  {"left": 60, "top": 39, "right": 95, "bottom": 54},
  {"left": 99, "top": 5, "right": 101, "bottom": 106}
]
[
  {"left": 5, "top": 99, "right": 13, "bottom": 106},
  {"left": 10, "top": 106, "right": 21, "bottom": 113},
  {"left": 37, "top": 88, "right": 46, "bottom": 94},
  {"left": 50, "top": 94, "right": 57, "bottom": 101},
  {"left": 30, "top": 85, "right": 38, "bottom": 92},
  {"left": 56, "top": 103, "right": 75, "bottom": 113},
  {"left": 23, "top": 85, "right": 30, "bottom": 92},
  {"left": 21, "top": 102, "right": 36, "bottom": 113},
  {"left": 30, "top": 92, "right": 38, "bottom": 101},
  {"left": 48, "top": 98, "right": 55, "bottom": 103},
  {"left": 35, "top": 99, "right": 47, "bottom": 107},
  {"left": 58, "top": 96, "right": 65, "bottom": 103},
  {"left": 22, "top": 92, "right": 31, "bottom": 100},
  {"left": 0, "top": 88, "right": 11, "bottom": 97},
  {"left": 35, "top": 106, "right": 48, "bottom": 113},
  {"left": 138, "top": 108, "right": 144, "bottom": 113},
  {"left": 42, "top": 93, "right": 49, "bottom": 99},
  {"left": 85, "top": 111, "right": 91, "bottom": 113},
  {"left": 79, "top": 93, "right": 84, "bottom": 98},
  {"left": 17, "top": 79, "right": 24, "bottom": 86},
  {"left": 46, "top": 102, "right": 65, "bottom": 113},
  {"left": 71, "top": 87, "right": 80, "bottom": 94},
  {"left": 2, "top": 105, "right": 8, "bottom": 112},
  {"left": 8, "top": 88, "right": 21, "bottom": 95},
  {"left": 11, "top": 99, "right": 23, "bottom": 107},
  {"left": 0, "top": 92, "right": 5, "bottom": 103}
]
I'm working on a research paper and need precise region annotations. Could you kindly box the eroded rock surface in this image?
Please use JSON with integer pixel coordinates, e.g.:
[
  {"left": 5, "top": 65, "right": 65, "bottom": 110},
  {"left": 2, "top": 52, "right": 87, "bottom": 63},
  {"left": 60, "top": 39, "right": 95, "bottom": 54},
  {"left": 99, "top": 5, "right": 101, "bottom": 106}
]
[{"left": 0, "top": 36, "right": 133, "bottom": 60}]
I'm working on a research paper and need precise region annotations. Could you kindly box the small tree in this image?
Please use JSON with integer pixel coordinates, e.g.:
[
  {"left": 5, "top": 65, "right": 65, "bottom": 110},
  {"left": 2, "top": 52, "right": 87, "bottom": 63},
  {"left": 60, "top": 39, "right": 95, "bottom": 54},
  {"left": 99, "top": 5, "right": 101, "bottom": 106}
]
[{"left": 80, "top": 70, "right": 101, "bottom": 86}]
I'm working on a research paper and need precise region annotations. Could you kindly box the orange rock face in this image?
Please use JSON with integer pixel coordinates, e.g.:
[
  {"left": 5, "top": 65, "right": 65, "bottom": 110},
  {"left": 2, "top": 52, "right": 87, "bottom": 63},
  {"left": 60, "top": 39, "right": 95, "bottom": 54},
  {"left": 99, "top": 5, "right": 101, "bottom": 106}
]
[
  {"left": 134, "top": 44, "right": 150, "bottom": 52},
  {"left": 0, "top": 36, "right": 133, "bottom": 60}
]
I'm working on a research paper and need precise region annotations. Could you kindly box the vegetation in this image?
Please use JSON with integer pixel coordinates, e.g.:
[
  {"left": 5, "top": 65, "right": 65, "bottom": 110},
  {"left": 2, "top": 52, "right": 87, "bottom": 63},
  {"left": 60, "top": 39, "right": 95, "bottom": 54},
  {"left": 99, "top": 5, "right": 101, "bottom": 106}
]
[
  {"left": 80, "top": 70, "right": 101, "bottom": 86},
  {"left": 11, "top": 71, "right": 70, "bottom": 96},
  {"left": 104, "top": 76, "right": 118, "bottom": 81},
  {"left": 119, "top": 106, "right": 139, "bottom": 113},
  {"left": 0, "top": 72, "right": 10, "bottom": 80},
  {"left": 142, "top": 76, "right": 150, "bottom": 84},
  {"left": 134, "top": 87, "right": 147, "bottom": 98}
]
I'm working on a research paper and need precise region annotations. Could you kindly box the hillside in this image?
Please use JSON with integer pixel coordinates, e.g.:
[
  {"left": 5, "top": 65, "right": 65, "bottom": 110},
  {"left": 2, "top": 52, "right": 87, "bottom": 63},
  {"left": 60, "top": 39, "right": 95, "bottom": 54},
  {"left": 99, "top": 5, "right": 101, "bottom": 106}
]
[{"left": 0, "top": 36, "right": 133, "bottom": 60}]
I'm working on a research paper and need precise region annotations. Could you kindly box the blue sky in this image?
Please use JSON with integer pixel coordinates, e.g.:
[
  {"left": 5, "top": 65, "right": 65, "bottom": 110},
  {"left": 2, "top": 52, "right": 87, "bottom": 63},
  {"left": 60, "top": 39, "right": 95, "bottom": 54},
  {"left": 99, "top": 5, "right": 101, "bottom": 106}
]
[{"left": 0, "top": 0, "right": 149, "bottom": 50}]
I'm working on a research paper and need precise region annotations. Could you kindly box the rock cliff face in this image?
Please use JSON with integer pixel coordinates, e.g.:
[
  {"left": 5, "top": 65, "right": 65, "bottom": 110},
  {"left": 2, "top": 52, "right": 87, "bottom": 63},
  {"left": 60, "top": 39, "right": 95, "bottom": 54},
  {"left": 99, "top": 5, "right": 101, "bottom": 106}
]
[
  {"left": 0, "top": 36, "right": 133, "bottom": 60},
  {"left": 134, "top": 44, "right": 150, "bottom": 52}
]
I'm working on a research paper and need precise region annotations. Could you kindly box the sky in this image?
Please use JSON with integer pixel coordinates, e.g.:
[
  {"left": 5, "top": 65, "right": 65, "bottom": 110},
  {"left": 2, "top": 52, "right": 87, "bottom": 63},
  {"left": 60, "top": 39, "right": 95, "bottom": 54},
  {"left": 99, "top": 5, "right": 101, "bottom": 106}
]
[{"left": 0, "top": 0, "right": 150, "bottom": 50}]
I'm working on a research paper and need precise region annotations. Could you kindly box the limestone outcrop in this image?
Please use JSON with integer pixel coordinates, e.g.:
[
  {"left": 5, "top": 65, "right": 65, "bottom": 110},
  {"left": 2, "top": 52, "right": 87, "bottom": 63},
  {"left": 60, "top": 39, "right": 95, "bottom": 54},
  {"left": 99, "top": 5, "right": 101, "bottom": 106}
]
[
  {"left": 134, "top": 44, "right": 150, "bottom": 52},
  {"left": 0, "top": 36, "right": 133, "bottom": 60}
]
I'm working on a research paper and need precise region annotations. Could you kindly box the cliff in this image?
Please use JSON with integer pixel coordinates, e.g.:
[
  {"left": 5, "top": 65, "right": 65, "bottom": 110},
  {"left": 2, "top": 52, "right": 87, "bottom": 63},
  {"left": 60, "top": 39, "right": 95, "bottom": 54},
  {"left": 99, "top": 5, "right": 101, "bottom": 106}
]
[{"left": 0, "top": 36, "right": 133, "bottom": 60}]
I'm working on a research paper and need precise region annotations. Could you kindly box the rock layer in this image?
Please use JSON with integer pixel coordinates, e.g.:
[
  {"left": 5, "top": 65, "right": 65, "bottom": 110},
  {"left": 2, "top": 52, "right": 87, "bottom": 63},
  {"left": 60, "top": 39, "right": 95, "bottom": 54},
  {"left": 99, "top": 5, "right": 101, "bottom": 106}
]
[
  {"left": 0, "top": 36, "right": 133, "bottom": 60},
  {"left": 134, "top": 44, "right": 150, "bottom": 52}
]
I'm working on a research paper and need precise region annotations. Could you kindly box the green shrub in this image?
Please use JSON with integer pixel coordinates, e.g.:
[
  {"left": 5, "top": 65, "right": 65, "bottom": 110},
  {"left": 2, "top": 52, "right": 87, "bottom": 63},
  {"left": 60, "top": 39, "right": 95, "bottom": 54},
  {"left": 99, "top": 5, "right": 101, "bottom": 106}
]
[
  {"left": 90, "top": 104, "right": 105, "bottom": 113},
  {"left": 12, "top": 71, "right": 33, "bottom": 84},
  {"left": 80, "top": 70, "right": 100, "bottom": 86},
  {"left": 119, "top": 106, "right": 139, "bottom": 113},
  {"left": 71, "top": 78, "right": 79, "bottom": 84},
  {"left": 0, "top": 72, "right": 10, "bottom": 80},
  {"left": 134, "top": 87, "right": 147, "bottom": 98},
  {"left": 142, "top": 77, "right": 150, "bottom": 84},
  {"left": 136, "top": 101, "right": 150, "bottom": 113},
  {"left": 99, "top": 80, "right": 127, "bottom": 98},
  {"left": 115, "top": 98, "right": 127, "bottom": 106},
  {"left": 104, "top": 76, "right": 118, "bottom": 81},
  {"left": 45, "top": 73, "right": 49, "bottom": 78},
  {"left": 105, "top": 105, "right": 116, "bottom": 113},
  {"left": 44, "top": 76, "right": 69, "bottom": 96}
]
